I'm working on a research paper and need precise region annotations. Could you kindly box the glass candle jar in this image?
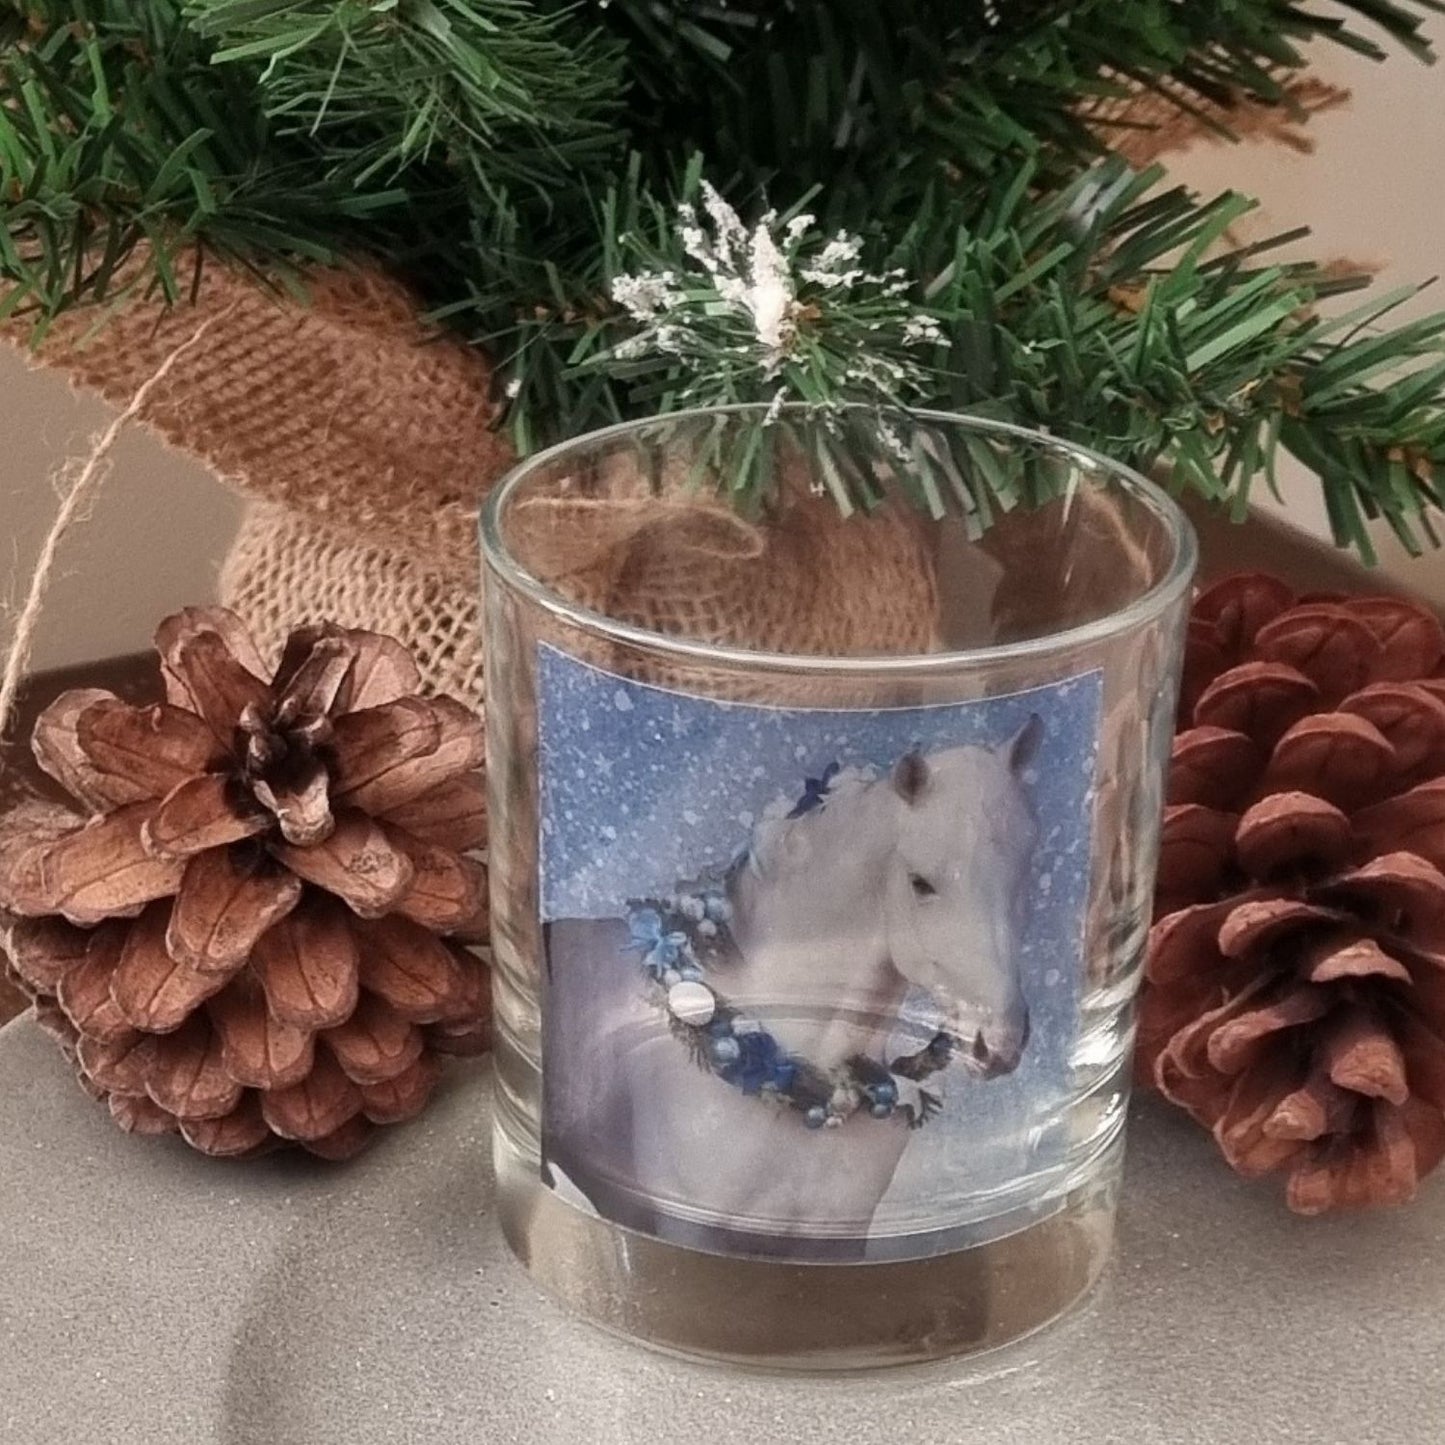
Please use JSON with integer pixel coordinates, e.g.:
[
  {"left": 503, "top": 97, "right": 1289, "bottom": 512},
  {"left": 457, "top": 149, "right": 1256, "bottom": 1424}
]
[{"left": 481, "top": 406, "right": 1196, "bottom": 1368}]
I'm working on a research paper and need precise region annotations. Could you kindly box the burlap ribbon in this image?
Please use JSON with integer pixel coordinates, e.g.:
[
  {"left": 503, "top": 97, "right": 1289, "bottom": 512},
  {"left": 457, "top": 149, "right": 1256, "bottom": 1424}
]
[{"left": 9, "top": 260, "right": 938, "bottom": 705}]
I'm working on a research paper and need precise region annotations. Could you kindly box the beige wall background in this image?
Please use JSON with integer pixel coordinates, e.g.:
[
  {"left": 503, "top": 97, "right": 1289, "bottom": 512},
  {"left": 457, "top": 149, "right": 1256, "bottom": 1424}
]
[
  {"left": 1, "top": 13, "right": 1442, "bottom": 670},
  {"left": 2, "top": 351, "right": 241, "bottom": 669},
  {"left": 1165, "top": 8, "right": 1445, "bottom": 595}
]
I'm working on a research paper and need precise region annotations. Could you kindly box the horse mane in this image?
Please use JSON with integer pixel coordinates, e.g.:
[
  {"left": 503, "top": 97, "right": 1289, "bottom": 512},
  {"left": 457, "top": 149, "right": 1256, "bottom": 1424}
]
[{"left": 743, "top": 764, "right": 880, "bottom": 882}]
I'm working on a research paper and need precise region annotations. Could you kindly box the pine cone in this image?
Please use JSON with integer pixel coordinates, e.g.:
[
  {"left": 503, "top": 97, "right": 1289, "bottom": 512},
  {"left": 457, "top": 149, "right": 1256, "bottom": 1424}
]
[
  {"left": 0, "top": 609, "right": 489, "bottom": 1160},
  {"left": 1142, "top": 574, "right": 1445, "bottom": 1214}
]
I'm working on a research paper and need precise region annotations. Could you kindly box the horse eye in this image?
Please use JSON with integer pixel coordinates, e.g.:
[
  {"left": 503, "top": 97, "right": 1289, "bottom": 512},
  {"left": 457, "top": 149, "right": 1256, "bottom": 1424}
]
[{"left": 909, "top": 873, "right": 937, "bottom": 898}]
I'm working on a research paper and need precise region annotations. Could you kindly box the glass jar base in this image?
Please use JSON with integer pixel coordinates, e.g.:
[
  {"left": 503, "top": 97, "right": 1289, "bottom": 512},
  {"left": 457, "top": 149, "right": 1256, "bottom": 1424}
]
[{"left": 495, "top": 1125, "right": 1120, "bottom": 1371}]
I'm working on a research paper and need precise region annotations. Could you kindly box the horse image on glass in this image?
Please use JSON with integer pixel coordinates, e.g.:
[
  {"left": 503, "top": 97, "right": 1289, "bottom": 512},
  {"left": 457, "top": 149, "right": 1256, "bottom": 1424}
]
[{"left": 538, "top": 646, "right": 1100, "bottom": 1262}]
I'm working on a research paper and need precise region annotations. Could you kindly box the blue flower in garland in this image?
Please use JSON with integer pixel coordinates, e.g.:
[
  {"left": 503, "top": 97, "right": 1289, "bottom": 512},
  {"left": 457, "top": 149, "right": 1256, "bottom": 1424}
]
[
  {"left": 624, "top": 907, "right": 692, "bottom": 979},
  {"left": 787, "top": 760, "right": 841, "bottom": 819},
  {"left": 717, "top": 1029, "right": 798, "bottom": 1096}
]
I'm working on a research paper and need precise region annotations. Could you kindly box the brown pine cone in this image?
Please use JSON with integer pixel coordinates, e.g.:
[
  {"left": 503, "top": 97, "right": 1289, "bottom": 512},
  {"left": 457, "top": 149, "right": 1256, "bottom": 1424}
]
[
  {"left": 0, "top": 609, "right": 489, "bottom": 1160},
  {"left": 1142, "top": 574, "right": 1445, "bottom": 1214}
]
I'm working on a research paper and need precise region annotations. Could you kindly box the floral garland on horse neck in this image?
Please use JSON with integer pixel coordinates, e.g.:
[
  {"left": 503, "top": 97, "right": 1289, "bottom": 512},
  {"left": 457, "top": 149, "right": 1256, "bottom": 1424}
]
[{"left": 623, "top": 763, "right": 958, "bottom": 1130}]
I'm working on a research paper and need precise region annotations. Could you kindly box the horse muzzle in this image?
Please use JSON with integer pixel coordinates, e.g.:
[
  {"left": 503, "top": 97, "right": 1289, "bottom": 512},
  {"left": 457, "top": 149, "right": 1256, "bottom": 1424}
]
[{"left": 960, "top": 1006, "right": 1030, "bottom": 1079}]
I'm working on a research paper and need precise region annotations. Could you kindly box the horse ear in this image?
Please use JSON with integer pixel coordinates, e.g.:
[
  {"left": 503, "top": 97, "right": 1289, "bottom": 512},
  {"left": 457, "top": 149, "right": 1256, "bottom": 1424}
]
[
  {"left": 1006, "top": 714, "right": 1044, "bottom": 774},
  {"left": 891, "top": 749, "right": 930, "bottom": 804}
]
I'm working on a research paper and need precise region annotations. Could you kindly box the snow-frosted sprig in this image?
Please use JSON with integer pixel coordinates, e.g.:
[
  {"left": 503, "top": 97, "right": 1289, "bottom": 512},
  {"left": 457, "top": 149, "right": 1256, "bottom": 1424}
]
[
  {"left": 611, "top": 270, "right": 685, "bottom": 318},
  {"left": 598, "top": 179, "right": 948, "bottom": 403},
  {"left": 586, "top": 179, "right": 963, "bottom": 509}
]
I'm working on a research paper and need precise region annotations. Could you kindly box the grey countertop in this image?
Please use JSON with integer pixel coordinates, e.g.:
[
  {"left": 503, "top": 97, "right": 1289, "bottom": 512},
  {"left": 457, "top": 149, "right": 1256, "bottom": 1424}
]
[{"left": 2, "top": 1013, "right": 1442, "bottom": 1445}]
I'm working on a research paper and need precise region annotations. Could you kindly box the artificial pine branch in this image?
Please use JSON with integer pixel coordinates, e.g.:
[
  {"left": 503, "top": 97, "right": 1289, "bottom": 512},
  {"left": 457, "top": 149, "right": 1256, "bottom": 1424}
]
[
  {"left": 185, "top": 0, "right": 622, "bottom": 187},
  {"left": 9, "top": 0, "right": 1442, "bottom": 322},
  {"left": 4, "top": 0, "right": 1445, "bottom": 555},
  {"left": 591, "top": 0, "right": 1445, "bottom": 197},
  {"left": 499, "top": 161, "right": 1445, "bottom": 555},
  {"left": 0, "top": 3, "right": 385, "bottom": 330}
]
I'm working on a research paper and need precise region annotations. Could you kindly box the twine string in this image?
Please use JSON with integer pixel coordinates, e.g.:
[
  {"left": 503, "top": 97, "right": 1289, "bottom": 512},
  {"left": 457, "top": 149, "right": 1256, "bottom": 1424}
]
[{"left": 0, "top": 302, "right": 239, "bottom": 738}]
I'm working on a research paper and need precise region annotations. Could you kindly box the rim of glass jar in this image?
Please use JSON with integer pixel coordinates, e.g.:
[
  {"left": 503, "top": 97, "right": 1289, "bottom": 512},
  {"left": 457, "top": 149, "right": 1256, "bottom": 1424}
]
[{"left": 480, "top": 403, "right": 1198, "bottom": 675}]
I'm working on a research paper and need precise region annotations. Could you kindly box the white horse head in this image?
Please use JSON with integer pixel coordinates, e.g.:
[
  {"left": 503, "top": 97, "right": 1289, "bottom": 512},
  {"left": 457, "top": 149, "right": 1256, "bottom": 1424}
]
[
  {"left": 727, "top": 721, "right": 1042, "bottom": 1081},
  {"left": 881, "top": 717, "right": 1042, "bottom": 1078}
]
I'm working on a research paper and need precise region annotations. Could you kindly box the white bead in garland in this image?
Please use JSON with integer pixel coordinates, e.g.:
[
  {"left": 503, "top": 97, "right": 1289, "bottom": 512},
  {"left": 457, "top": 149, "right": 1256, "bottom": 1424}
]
[{"left": 667, "top": 980, "right": 716, "bottom": 1027}]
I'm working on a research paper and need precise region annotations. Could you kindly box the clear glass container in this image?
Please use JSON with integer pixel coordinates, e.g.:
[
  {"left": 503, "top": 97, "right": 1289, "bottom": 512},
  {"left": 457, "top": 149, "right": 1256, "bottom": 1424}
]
[{"left": 480, "top": 406, "right": 1196, "bottom": 1368}]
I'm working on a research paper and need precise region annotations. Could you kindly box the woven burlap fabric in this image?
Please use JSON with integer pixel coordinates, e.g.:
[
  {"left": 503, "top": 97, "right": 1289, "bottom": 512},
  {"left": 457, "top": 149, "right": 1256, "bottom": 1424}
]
[
  {"left": 507, "top": 445, "right": 940, "bottom": 661},
  {"left": 221, "top": 499, "right": 486, "bottom": 701},
  {"left": 16, "top": 261, "right": 512, "bottom": 579},
  {"left": 11, "top": 258, "right": 943, "bottom": 714},
  {"left": 10, "top": 261, "right": 504, "bottom": 708}
]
